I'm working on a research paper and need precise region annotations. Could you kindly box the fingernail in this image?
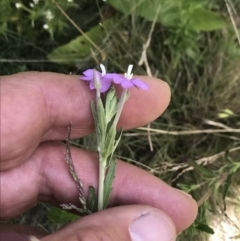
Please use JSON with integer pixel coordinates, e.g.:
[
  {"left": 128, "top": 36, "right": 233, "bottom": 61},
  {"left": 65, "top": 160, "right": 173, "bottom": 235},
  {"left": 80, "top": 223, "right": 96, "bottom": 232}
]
[
  {"left": 129, "top": 212, "right": 176, "bottom": 241},
  {"left": 175, "top": 189, "right": 192, "bottom": 198}
]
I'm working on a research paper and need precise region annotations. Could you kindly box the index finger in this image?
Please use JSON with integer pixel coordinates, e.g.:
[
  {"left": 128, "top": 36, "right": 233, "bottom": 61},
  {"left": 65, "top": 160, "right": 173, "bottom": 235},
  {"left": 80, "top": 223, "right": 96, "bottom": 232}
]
[{"left": 1, "top": 71, "right": 170, "bottom": 168}]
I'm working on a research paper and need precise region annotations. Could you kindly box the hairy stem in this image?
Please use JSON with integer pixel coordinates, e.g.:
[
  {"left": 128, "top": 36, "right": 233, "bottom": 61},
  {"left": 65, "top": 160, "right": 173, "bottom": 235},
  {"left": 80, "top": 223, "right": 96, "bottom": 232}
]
[
  {"left": 113, "top": 88, "right": 128, "bottom": 127},
  {"left": 98, "top": 160, "right": 106, "bottom": 211}
]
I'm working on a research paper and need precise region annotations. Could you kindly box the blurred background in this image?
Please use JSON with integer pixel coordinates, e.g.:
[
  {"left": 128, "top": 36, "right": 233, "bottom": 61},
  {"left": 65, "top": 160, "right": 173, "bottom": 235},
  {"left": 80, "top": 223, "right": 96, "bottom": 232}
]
[{"left": 0, "top": 0, "right": 240, "bottom": 240}]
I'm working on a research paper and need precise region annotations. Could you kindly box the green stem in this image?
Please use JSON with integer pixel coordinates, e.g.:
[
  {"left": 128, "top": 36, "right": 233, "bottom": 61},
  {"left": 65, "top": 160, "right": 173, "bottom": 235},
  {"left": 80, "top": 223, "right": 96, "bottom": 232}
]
[
  {"left": 98, "top": 160, "right": 106, "bottom": 211},
  {"left": 113, "top": 88, "right": 128, "bottom": 127}
]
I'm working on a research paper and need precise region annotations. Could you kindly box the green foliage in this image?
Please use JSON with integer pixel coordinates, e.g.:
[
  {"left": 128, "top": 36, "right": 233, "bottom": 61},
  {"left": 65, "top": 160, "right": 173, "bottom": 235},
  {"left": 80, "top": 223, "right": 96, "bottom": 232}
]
[
  {"left": 107, "top": 0, "right": 225, "bottom": 31},
  {"left": 2, "top": 0, "right": 240, "bottom": 239},
  {"left": 188, "top": 160, "right": 215, "bottom": 178},
  {"left": 48, "top": 206, "right": 79, "bottom": 224},
  {"left": 188, "top": 7, "right": 226, "bottom": 31},
  {"left": 105, "top": 87, "right": 118, "bottom": 124},
  {"left": 48, "top": 24, "right": 105, "bottom": 64},
  {"left": 87, "top": 186, "right": 98, "bottom": 213},
  {"left": 46, "top": 0, "right": 226, "bottom": 67},
  {"left": 103, "top": 158, "right": 116, "bottom": 209},
  {"left": 0, "top": 0, "right": 78, "bottom": 38},
  {"left": 193, "top": 221, "right": 215, "bottom": 235},
  {"left": 218, "top": 109, "right": 235, "bottom": 119},
  {"left": 47, "top": 19, "right": 114, "bottom": 64},
  {"left": 90, "top": 83, "right": 125, "bottom": 211}
]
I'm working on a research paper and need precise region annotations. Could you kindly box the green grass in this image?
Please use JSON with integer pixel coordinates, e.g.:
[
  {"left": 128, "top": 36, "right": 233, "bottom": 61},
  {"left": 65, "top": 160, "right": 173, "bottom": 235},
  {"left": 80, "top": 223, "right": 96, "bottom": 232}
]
[{"left": 1, "top": 0, "right": 240, "bottom": 240}]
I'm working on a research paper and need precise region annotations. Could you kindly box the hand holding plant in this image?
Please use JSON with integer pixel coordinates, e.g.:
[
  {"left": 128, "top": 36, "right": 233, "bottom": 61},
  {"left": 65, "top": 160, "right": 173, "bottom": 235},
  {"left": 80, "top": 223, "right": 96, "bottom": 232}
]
[
  {"left": 63, "top": 64, "right": 149, "bottom": 213},
  {"left": 0, "top": 71, "right": 197, "bottom": 241}
]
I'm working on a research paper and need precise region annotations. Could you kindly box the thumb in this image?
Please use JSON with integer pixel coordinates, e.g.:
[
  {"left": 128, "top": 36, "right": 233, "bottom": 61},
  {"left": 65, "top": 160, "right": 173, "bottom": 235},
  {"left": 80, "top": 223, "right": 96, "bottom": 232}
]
[{"left": 41, "top": 205, "right": 177, "bottom": 241}]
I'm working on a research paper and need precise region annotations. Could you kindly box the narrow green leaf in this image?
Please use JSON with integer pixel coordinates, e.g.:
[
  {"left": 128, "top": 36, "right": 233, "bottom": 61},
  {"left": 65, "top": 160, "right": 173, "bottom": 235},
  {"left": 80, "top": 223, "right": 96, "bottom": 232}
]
[
  {"left": 91, "top": 101, "right": 101, "bottom": 147},
  {"left": 177, "top": 183, "right": 202, "bottom": 193},
  {"left": 195, "top": 222, "right": 214, "bottom": 235},
  {"left": 47, "top": 24, "right": 107, "bottom": 65},
  {"left": 103, "top": 158, "right": 116, "bottom": 209},
  {"left": 223, "top": 173, "right": 235, "bottom": 200},
  {"left": 223, "top": 109, "right": 234, "bottom": 116},
  {"left": 188, "top": 160, "right": 215, "bottom": 178},
  {"left": 222, "top": 163, "right": 240, "bottom": 209},
  {"left": 87, "top": 186, "right": 98, "bottom": 213},
  {"left": 113, "top": 128, "right": 123, "bottom": 153},
  {"left": 102, "top": 125, "right": 116, "bottom": 159},
  {"left": 105, "top": 87, "right": 118, "bottom": 124},
  {"left": 48, "top": 206, "right": 79, "bottom": 224},
  {"left": 97, "top": 97, "right": 107, "bottom": 147},
  {"left": 218, "top": 108, "right": 235, "bottom": 118}
]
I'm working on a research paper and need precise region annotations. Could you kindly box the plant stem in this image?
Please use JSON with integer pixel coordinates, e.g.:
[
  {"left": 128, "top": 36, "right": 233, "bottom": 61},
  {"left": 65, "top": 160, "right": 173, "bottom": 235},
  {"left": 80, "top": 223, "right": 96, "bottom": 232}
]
[
  {"left": 98, "top": 160, "right": 106, "bottom": 211},
  {"left": 113, "top": 88, "right": 128, "bottom": 127}
]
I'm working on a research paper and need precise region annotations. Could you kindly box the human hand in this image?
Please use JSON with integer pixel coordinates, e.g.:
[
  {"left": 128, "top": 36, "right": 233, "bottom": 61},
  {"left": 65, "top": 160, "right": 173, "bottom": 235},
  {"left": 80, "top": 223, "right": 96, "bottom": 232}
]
[{"left": 0, "top": 72, "right": 197, "bottom": 241}]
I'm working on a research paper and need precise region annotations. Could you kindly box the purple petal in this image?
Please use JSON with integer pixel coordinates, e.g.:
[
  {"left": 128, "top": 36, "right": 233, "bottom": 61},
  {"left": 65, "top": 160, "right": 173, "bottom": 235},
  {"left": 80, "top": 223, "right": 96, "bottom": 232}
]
[
  {"left": 80, "top": 76, "right": 92, "bottom": 81},
  {"left": 121, "top": 79, "right": 134, "bottom": 89},
  {"left": 82, "top": 69, "right": 94, "bottom": 77},
  {"left": 105, "top": 73, "right": 119, "bottom": 79},
  {"left": 100, "top": 79, "right": 112, "bottom": 93},
  {"left": 131, "top": 78, "right": 148, "bottom": 90},
  {"left": 113, "top": 75, "right": 125, "bottom": 84}
]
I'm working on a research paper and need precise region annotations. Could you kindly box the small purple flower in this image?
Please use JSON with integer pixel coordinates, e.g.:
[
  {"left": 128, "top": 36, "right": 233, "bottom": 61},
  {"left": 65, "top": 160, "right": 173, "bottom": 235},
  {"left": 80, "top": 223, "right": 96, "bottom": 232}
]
[
  {"left": 81, "top": 64, "right": 113, "bottom": 93},
  {"left": 113, "top": 65, "right": 148, "bottom": 90}
]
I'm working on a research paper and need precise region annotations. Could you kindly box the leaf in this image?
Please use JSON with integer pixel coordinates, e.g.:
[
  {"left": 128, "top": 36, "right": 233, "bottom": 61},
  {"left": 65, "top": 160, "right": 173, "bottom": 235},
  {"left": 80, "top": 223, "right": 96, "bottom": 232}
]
[
  {"left": 188, "top": 160, "right": 215, "bottom": 178},
  {"left": 107, "top": 0, "right": 225, "bottom": 31},
  {"left": 223, "top": 109, "right": 234, "bottom": 115},
  {"left": 91, "top": 99, "right": 106, "bottom": 149},
  {"left": 103, "top": 158, "right": 116, "bottom": 209},
  {"left": 97, "top": 97, "right": 107, "bottom": 147},
  {"left": 218, "top": 108, "right": 235, "bottom": 118},
  {"left": 222, "top": 163, "right": 240, "bottom": 209},
  {"left": 91, "top": 101, "right": 101, "bottom": 147},
  {"left": 188, "top": 8, "right": 226, "bottom": 31},
  {"left": 87, "top": 186, "right": 98, "bottom": 213},
  {"left": 102, "top": 125, "right": 116, "bottom": 160},
  {"left": 107, "top": 0, "right": 175, "bottom": 26},
  {"left": 177, "top": 183, "right": 202, "bottom": 192},
  {"left": 218, "top": 113, "right": 231, "bottom": 119},
  {"left": 195, "top": 222, "right": 214, "bottom": 235},
  {"left": 113, "top": 128, "right": 123, "bottom": 153},
  {"left": 222, "top": 173, "right": 235, "bottom": 210},
  {"left": 105, "top": 87, "right": 118, "bottom": 124},
  {"left": 48, "top": 206, "right": 79, "bottom": 224},
  {"left": 47, "top": 22, "right": 109, "bottom": 65}
]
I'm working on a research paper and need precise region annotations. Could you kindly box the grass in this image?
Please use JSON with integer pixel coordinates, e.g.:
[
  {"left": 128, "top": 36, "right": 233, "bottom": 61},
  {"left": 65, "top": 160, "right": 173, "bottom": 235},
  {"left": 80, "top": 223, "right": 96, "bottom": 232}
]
[{"left": 1, "top": 0, "right": 240, "bottom": 240}]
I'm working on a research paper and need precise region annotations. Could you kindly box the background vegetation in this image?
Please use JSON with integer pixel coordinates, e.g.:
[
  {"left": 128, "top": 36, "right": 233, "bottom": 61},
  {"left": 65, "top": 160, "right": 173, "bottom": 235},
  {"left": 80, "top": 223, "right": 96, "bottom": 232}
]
[{"left": 1, "top": 0, "right": 240, "bottom": 240}]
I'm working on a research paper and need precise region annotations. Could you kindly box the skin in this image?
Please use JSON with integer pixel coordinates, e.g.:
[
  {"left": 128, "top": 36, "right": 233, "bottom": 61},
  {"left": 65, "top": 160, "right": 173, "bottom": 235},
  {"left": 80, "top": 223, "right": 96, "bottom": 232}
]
[{"left": 0, "top": 72, "right": 198, "bottom": 241}]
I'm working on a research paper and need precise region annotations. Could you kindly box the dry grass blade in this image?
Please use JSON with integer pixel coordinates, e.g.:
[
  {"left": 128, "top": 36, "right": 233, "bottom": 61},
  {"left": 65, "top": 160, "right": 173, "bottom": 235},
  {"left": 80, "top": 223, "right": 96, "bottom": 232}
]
[
  {"left": 225, "top": 0, "right": 240, "bottom": 45},
  {"left": 171, "top": 146, "right": 240, "bottom": 182},
  {"left": 138, "top": 6, "right": 161, "bottom": 151},
  {"left": 203, "top": 119, "right": 235, "bottom": 130},
  {"left": 137, "top": 127, "right": 240, "bottom": 135},
  {"left": 51, "top": 0, "right": 106, "bottom": 59},
  {"left": 115, "top": 155, "right": 161, "bottom": 174},
  {"left": 64, "top": 123, "right": 90, "bottom": 214}
]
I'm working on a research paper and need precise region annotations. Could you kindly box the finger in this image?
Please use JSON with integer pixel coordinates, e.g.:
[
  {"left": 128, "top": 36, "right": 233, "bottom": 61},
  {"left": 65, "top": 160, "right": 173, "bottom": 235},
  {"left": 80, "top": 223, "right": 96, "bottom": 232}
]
[
  {"left": 0, "top": 224, "right": 47, "bottom": 241},
  {"left": 1, "top": 72, "right": 170, "bottom": 168},
  {"left": 40, "top": 205, "right": 176, "bottom": 241},
  {"left": 1, "top": 143, "right": 197, "bottom": 232}
]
